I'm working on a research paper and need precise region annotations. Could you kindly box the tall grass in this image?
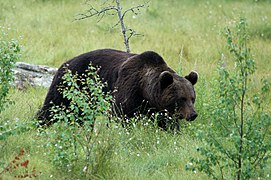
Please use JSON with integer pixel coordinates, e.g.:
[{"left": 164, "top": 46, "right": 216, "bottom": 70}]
[{"left": 0, "top": 0, "right": 271, "bottom": 179}]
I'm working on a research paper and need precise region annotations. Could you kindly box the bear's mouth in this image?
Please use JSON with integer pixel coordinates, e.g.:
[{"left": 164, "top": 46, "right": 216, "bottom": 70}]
[
  {"left": 172, "top": 112, "right": 197, "bottom": 122},
  {"left": 185, "top": 112, "right": 198, "bottom": 121}
]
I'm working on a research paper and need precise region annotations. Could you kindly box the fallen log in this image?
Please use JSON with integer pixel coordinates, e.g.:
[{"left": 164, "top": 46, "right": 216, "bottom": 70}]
[{"left": 13, "top": 62, "right": 57, "bottom": 89}]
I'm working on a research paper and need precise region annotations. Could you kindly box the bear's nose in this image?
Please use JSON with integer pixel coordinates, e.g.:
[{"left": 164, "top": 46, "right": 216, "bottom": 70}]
[{"left": 188, "top": 112, "right": 198, "bottom": 121}]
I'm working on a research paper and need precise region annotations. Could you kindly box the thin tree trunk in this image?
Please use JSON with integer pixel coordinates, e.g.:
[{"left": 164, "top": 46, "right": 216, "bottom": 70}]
[
  {"left": 237, "top": 79, "right": 247, "bottom": 180},
  {"left": 116, "top": 0, "right": 130, "bottom": 53}
]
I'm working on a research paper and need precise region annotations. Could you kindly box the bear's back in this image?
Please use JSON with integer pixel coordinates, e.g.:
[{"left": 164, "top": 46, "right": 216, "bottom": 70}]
[{"left": 61, "top": 49, "right": 135, "bottom": 92}]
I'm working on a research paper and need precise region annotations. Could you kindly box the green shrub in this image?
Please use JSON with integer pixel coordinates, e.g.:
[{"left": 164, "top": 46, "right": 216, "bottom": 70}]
[
  {"left": 0, "top": 27, "right": 22, "bottom": 145},
  {"left": 0, "top": 27, "right": 21, "bottom": 113},
  {"left": 39, "top": 65, "right": 115, "bottom": 179},
  {"left": 186, "top": 18, "right": 271, "bottom": 180}
]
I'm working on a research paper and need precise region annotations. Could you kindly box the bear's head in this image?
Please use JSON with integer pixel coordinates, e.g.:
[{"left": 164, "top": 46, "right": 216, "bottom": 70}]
[
  {"left": 158, "top": 71, "right": 198, "bottom": 121},
  {"left": 117, "top": 51, "right": 198, "bottom": 124}
]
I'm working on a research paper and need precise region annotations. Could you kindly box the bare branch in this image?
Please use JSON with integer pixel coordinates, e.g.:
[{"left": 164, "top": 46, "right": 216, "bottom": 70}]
[
  {"left": 75, "top": 5, "right": 118, "bottom": 21},
  {"left": 112, "top": 20, "right": 121, "bottom": 28},
  {"left": 76, "top": 0, "right": 148, "bottom": 52},
  {"left": 126, "top": 28, "right": 143, "bottom": 42},
  {"left": 121, "top": 3, "right": 147, "bottom": 20}
]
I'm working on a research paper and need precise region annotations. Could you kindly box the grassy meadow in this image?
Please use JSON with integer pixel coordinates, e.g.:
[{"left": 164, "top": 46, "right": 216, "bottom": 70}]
[{"left": 1, "top": 0, "right": 271, "bottom": 179}]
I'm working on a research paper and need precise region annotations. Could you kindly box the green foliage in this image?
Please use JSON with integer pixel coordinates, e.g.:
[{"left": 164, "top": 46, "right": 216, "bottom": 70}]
[
  {"left": 0, "top": 28, "right": 38, "bottom": 178},
  {"left": 0, "top": 27, "right": 21, "bottom": 113},
  {"left": 51, "top": 65, "right": 112, "bottom": 125},
  {"left": 0, "top": 27, "right": 22, "bottom": 151},
  {"left": 0, "top": 119, "right": 32, "bottom": 141},
  {"left": 187, "top": 18, "right": 271, "bottom": 179},
  {"left": 39, "top": 65, "right": 114, "bottom": 178}
]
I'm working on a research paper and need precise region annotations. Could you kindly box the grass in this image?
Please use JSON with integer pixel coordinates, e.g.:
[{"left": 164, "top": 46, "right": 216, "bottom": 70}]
[{"left": 0, "top": 0, "right": 271, "bottom": 179}]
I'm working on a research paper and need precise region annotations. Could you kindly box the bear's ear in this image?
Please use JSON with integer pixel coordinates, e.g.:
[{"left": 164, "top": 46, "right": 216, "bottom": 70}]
[
  {"left": 185, "top": 71, "right": 198, "bottom": 85},
  {"left": 159, "top": 71, "right": 174, "bottom": 89}
]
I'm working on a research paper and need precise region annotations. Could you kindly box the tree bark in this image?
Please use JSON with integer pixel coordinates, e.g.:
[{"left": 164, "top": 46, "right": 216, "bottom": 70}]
[{"left": 116, "top": 0, "right": 130, "bottom": 53}]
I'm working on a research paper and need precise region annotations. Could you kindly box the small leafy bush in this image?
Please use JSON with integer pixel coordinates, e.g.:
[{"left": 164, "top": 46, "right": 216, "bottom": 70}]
[
  {"left": 40, "top": 65, "right": 115, "bottom": 178},
  {"left": 187, "top": 18, "right": 271, "bottom": 180},
  {"left": 0, "top": 27, "right": 21, "bottom": 113},
  {"left": 50, "top": 65, "right": 112, "bottom": 126},
  {"left": 0, "top": 27, "right": 21, "bottom": 153}
]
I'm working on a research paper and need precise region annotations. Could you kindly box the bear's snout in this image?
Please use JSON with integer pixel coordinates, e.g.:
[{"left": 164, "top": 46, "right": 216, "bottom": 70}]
[{"left": 187, "top": 111, "right": 198, "bottom": 121}]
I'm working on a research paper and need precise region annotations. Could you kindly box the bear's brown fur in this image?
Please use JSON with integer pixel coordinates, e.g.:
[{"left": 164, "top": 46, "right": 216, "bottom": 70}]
[{"left": 37, "top": 49, "right": 198, "bottom": 129}]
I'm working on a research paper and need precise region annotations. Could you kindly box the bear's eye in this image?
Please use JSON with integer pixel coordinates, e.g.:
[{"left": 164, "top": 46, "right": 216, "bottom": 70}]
[
  {"left": 175, "top": 100, "right": 185, "bottom": 107},
  {"left": 180, "top": 97, "right": 187, "bottom": 102}
]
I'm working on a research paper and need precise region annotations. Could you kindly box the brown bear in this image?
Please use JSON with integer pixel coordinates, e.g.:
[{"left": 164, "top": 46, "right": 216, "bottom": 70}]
[{"left": 37, "top": 49, "right": 198, "bottom": 129}]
